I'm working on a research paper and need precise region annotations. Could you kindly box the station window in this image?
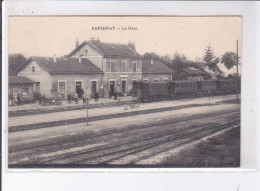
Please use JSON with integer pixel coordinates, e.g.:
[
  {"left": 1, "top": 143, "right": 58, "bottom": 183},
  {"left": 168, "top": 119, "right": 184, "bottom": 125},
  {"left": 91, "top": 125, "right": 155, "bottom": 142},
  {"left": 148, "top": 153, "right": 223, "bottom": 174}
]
[
  {"left": 122, "top": 61, "right": 126, "bottom": 72},
  {"left": 110, "top": 60, "right": 115, "bottom": 72},
  {"left": 176, "top": 84, "right": 179, "bottom": 88},
  {"left": 132, "top": 61, "right": 137, "bottom": 72},
  {"left": 102, "top": 59, "right": 106, "bottom": 70},
  {"left": 32, "top": 66, "right": 35, "bottom": 72}
]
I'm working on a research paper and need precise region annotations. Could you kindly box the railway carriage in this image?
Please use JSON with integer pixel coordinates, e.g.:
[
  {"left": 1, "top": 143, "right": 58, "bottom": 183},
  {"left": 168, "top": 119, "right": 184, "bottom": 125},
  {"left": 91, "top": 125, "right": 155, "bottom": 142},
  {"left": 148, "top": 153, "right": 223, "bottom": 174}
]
[
  {"left": 198, "top": 80, "right": 218, "bottom": 95},
  {"left": 132, "top": 79, "right": 240, "bottom": 103},
  {"left": 132, "top": 81, "right": 170, "bottom": 102},
  {"left": 169, "top": 81, "right": 198, "bottom": 98},
  {"left": 217, "top": 79, "right": 238, "bottom": 94}
]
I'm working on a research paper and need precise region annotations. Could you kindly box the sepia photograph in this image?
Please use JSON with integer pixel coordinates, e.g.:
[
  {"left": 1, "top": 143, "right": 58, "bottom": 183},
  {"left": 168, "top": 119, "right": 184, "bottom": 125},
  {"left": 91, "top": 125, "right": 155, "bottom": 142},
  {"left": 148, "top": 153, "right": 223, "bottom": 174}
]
[{"left": 7, "top": 16, "right": 241, "bottom": 168}]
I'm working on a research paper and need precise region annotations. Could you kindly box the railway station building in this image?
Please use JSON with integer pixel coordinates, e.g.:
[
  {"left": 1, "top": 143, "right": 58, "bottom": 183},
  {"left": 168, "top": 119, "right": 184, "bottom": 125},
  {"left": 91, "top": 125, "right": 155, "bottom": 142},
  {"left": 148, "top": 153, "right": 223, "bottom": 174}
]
[
  {"left": 16, "top": 38, "right": 173, "bottom": 99},
  {"left": 16, "top": 57, "right": 104, "bottom": 99}
]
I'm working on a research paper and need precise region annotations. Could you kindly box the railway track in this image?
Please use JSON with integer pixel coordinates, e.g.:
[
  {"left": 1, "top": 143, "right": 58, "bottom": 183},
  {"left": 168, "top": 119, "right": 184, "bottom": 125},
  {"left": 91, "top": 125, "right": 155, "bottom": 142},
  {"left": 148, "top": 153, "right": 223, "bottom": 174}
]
[
  {"left": 54, "top": 117, "right": 240, "bottom": 165},
  {"left": 8, "top": 109, "right": 239, "bottom": 158},
  {"left": 9, "top": 108, "right": 239, "bottom": 153},
  {"left": 9, "top": 110, "right": 240, "bottom": 166}
]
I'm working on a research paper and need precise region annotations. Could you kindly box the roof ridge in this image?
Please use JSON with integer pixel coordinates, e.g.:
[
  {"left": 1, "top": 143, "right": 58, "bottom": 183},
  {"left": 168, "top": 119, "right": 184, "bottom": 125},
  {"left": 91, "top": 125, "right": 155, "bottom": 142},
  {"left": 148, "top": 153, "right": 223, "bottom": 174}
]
[
  {"left": 88, "top": 41, "right": 104, "bottom": 56},
  {"left": 91, "top": 41, "right": 127, "bottom": 46}
]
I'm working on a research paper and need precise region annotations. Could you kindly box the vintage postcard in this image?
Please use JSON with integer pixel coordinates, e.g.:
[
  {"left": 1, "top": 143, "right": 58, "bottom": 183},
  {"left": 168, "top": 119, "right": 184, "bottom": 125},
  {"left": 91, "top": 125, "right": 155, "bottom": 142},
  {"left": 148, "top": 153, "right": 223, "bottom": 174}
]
[{"left": 7, "top": 16, "right": 241, "bottom": 168}]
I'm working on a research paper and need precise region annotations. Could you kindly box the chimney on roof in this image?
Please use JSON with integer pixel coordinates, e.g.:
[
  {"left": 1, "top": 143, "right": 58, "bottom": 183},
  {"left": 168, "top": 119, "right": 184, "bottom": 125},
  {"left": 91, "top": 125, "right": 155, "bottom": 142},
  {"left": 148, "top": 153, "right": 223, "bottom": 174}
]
[
  {"left": 151, "top": 59, "right": 154, "bottom": 65},
  {"left": 90, "top": 37, "right": 100, "bottom": 43},
  {"left": 75, "top": 38, "right": 79, "bottom": 48},
  {"left": 128, "top": 41, "right": 136, "bottom": 51},
  {"left": 53, "top": 54, "right": 56, "bottom": 63}
]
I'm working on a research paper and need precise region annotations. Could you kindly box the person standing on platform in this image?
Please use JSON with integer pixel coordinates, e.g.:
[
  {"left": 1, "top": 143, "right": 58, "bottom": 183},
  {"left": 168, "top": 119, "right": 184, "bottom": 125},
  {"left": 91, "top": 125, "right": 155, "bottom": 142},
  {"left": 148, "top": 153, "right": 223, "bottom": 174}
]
[
  {"left": 82, "top": 92, "right": 86, "bottom": 104},
  {"left": 67, "top": 92, "right": 71, "bottom": 104},
  {"left": 109, "top": 90, "right": 112, "bottom": 99},
  {"left": 114, "top": 91, "right": 117, "bottom": 100},
  {"left": 17, "top": 93, "right": 21, "bottom": 105},
  {"left": 74, "top": 92, "right": 78, "bottom": 104},
  {"left": 95, "top": 91, "right": 99, "bottom": 102}
]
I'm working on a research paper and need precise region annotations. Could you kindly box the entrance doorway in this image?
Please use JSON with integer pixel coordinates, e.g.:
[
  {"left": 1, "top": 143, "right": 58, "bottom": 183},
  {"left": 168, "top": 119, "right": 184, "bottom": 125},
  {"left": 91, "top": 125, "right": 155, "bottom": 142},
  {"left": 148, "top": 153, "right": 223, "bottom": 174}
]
[
  {"left": 121, "top": 80, "right": 127, "bottom": 93},
  {"left": 109, "top": 80, "right": 115, "bottom": 96},
  {"left": 36, "top": 82, "right": 40, "bottom": 94},
  {"left": 91, "top": 81, "right": 97, "bottom": 97},
  {"left": 75, "top": 81, "right": 82, "bottom": 98},
  {"left": 58, "top": 81, "right": 66, "bottom": 99}
]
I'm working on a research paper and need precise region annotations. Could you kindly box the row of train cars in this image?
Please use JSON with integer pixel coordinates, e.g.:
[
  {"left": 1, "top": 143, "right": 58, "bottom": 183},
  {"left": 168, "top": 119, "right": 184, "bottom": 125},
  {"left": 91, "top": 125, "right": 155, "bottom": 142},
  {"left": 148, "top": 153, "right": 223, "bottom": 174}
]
[{"left": 132, "top": 79, "right": 241, "bottom": 102}]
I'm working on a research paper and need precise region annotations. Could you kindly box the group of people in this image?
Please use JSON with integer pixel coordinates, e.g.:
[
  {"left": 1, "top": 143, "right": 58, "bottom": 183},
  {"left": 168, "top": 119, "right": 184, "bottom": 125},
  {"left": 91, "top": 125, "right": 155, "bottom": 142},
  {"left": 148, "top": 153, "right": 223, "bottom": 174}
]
[
  {"left": 9, "top": 93, "right": 23, "bottom": 105},
  {"left": 38, "top": 93, "right": 62, "bottom": 105},
  {"left": 109, "top": 90, "right": 118, "bottom": 100},
  {"left": 67, "top": 89, "right": 99, "bottom": 104},
  {"left": 10, "top": 89, "right": 101, "bottom": 106}
]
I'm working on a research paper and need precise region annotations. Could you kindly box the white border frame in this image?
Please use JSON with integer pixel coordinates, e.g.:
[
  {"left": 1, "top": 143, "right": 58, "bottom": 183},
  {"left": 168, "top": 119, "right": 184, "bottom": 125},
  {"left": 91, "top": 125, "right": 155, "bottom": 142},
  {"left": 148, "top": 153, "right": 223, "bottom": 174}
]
[{"left": 2, "top": 1, "right": 260, "bottom": 191}]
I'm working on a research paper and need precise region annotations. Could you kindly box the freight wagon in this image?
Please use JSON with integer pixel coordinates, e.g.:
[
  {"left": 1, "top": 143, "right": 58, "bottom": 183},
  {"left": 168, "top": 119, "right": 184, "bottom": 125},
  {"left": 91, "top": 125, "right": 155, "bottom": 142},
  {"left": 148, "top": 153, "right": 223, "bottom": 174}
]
[
  {"left": 198, "top": 80, "right": 218, "bottom": 95},
  {"left": 132, "top": 81, "right": 169, "bottom": 102},
  {"left": 169, "top": 81, "right": 198, "bottom": 98},
  {"left": 133, "top": 79, "right": 240, "bottom": 102},
  {"left": 217, "top": 79, "right": 238, "bottom": 94}
]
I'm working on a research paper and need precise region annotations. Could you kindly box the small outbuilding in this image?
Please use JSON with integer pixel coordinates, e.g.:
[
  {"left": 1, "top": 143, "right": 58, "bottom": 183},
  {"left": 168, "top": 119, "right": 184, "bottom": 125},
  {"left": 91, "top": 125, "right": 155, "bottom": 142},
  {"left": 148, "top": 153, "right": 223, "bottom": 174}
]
[
  {"left": 176, "top": 67, "right": 209, "bottom": 81},
  {"left": 8, "top": 76, "right": 36, "bottom": 104}
]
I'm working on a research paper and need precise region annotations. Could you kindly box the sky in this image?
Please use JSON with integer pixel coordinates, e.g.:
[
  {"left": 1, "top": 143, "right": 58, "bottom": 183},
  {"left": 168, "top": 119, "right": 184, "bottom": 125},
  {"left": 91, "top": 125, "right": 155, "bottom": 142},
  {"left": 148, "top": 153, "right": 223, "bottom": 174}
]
[{"left": 9, "top": 16, "right": 241, "bottom": 74}]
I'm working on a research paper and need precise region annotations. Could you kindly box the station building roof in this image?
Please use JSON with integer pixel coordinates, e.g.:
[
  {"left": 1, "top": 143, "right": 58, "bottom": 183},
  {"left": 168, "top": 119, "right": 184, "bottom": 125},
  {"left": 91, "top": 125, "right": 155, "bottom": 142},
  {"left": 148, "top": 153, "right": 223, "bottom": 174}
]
[
  {"left": 9, "top": 76, "right": 35, "bottom": 84},
  {"left": 16, "top": 57, "right": 104, "bottom": 75},
  {"left": 142, "top": 59, "right": 173, "bottom": 74},
  {"left": 67, "top": 39, "right": 142, "bottom": 59}
]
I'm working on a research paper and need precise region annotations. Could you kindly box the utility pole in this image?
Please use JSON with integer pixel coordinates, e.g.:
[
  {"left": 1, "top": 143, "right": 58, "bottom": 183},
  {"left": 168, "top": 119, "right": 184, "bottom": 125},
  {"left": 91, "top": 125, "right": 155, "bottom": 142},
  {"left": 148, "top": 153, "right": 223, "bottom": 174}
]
[
  {"left": 208, "top": 91, "right": 211, "bottom": 106},
  {"left": 236, "top": 40, "right": 239, "bottom": 103},
  {"left": 86, "top": 98, "right": 89, "bottom": 125}
]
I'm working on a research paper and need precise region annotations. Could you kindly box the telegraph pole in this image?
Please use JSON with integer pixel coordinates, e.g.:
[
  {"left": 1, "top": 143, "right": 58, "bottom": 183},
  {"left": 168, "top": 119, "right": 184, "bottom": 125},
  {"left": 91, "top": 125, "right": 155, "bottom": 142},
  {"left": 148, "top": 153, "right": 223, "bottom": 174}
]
[
  {"left": 236, "top": 40, "right": 239, "bottom": 103},
  {"left": 86, "top": 98, "right": 89, "bottom": 125}
]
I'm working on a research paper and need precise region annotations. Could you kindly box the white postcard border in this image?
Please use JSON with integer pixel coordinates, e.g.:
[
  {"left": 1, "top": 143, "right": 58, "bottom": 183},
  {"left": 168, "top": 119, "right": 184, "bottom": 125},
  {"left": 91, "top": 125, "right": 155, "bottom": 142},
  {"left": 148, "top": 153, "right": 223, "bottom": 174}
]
[{"left": 2, "top": 0, "right": 260, "bottom": 191}]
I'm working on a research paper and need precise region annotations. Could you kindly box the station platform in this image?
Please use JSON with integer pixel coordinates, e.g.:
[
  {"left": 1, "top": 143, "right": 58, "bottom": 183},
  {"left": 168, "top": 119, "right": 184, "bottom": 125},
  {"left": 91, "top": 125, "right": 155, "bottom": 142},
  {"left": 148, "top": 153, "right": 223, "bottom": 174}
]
[
  {"left": 8, "top": 96, "right": 135, "bottom": 117},
  {"left": 8, "top": 95, "right": 240, "bottom": 133}
]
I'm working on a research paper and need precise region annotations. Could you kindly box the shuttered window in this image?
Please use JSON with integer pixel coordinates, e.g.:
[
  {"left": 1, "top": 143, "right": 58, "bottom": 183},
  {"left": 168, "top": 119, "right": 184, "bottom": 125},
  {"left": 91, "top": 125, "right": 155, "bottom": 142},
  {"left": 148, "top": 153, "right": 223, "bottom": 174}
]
[
  {"left": 110, "top": 60, "right": 115, "bottom": 72},
  {"left": 133, "top": 61, "right": 137, "bottom": 72},
  {"left": 122, "top": 61, "right": 126, "bottom": 72}
]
